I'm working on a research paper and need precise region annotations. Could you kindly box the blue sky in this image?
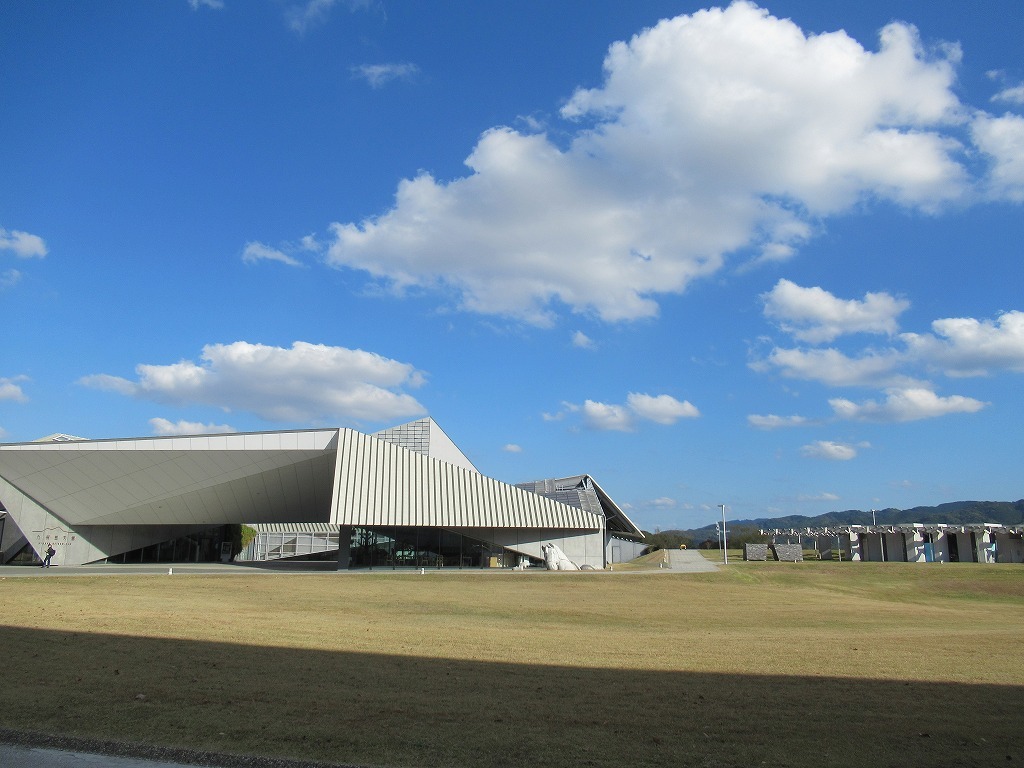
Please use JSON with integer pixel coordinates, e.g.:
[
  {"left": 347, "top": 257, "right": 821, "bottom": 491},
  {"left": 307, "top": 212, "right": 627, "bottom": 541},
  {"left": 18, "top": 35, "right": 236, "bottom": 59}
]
[{"left": 2, "top": 1, "right": 1023, "bottom": 531}]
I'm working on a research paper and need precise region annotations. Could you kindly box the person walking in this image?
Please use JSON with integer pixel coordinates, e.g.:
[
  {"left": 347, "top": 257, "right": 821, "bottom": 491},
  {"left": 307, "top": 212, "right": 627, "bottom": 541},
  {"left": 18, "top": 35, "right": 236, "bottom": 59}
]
[{"left": 41, "top": 544, "right": 56, "bottom": 568}]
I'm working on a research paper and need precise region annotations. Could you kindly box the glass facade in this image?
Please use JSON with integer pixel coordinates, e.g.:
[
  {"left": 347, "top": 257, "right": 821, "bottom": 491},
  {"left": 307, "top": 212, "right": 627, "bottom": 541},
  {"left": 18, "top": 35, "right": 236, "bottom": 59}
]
[
  {"left": 103, "top": 525, "right": 231, "bottom": 564},
  {"left": 349, "top": 526, "right": 541, "bottom": 569}
]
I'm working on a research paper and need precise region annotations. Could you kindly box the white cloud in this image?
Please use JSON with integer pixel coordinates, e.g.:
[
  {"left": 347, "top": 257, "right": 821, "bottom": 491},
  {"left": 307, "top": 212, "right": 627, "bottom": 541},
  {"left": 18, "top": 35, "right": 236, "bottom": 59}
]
[
  {"left": 581, "top": 400, "right": 633, "bottom": 431},
  {"left": 903, "top": 310, "right": 1024, "bottom": 376},
  {"left": 0, "top": 269, "right": 22, "bottom": 289},
  {"left": 971, "top": 113, "right": 1024, "bottom": 201},
  {"left": 352, "top": 63, "right": 420, "bottom": 89},
  {"left": 80, "top": 341, "right": 426, "bottom": 424},
  {"left": 992, "top": 84, "right": 1024, "bottom": 105},
  {"left": 571, "top": 331, "right": 595, "bottom": 349},
  {"left": 561, "top": 392, "right": 699, "bottom": 431},
  {"left": 626, "top": 392, "right": 700, "bottom": 424},
  {"left": 188, "top": 0, "right": 225, "bottom": 10},
  {"left": 321, "top": 2, "right": 980, "bottom": 324},
  {"left": 0, "top": 376, "right": 29, "bottom": 403},
  {"left": 647, "top": 497, "right": 678, "bottom": 509},
  {"left": 502, "top": 443, "right": 522, "bottom": 453},
  {"left": 752, "top": 346, "right": 917, "bottom": 388},
  {"left": 150, "top": 418, "right": 236, "bottom": 436},
  {"left": 763, "top": 279, "right": 909, "bottom": 342},
  {"left": 0, "top": 227, "right": 47, "bottom": 259},
  {"left": 830, "top": 387, "right": 987, "bottom": 422},
  {"left": 796, "top": 492, "right": 841, "bottom": 502},
  {"left": 285, "top": 0, "right": 373, "bottom": 34},
  {"left": 801, "top": 440, "right": 864, "bottom": 461},
  {"left": 242, "top": 241, "right": 302, "bottom": 267},
  {"left": 747, "top": 413, "right": 812, "bottom": 430}
]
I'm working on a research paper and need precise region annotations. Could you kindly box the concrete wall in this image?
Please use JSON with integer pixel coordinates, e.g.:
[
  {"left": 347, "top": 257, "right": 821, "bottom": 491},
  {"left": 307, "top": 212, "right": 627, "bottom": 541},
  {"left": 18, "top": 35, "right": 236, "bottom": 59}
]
[
  {"left": 904, "top": 531, "right": 927, "bottom": 562},
  {"left": 472, "top": 527, "right": 606, "bottom": 569},
  {"left": 995, "top": 534, "right": 1024, "bottom": 563},
  {"left": 0, "top": 513, "right": 28, "bottom": 563},
  {"left": 607, "top": 536, "right": 646, "bottom": 564},
  {"left": 883, "top": 532, "right": 905, "bottom": 562}
]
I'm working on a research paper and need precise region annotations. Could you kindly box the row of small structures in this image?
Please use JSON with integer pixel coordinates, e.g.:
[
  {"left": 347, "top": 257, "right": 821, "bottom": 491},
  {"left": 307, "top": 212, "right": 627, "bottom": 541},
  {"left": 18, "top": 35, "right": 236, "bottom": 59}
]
[{"left": 755, "top": 523, "right": 1024, "bottom": 563}]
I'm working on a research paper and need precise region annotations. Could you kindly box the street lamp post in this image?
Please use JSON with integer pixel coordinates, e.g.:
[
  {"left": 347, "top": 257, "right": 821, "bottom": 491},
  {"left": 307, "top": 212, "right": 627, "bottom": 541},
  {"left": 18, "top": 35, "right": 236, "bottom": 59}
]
[
  {"left": 871, "top": 508, "right": 886, "bottom": 562},
  {"left": 720, "top": 504, "right": 728, "bottom": 565}
]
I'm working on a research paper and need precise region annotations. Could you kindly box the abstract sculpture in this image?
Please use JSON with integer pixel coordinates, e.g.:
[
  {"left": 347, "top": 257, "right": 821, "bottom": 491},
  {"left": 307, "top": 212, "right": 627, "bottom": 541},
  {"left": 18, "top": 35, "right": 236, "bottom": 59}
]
[{"left": 541, "top": 542, "right": 581, "bottom": 571}]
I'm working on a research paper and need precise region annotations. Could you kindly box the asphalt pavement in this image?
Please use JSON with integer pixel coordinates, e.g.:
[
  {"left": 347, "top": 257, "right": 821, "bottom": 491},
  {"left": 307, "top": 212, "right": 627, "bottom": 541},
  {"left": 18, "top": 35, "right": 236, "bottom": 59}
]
[{"left": 0, "top": 744, "right": 194, "bottom": 768}]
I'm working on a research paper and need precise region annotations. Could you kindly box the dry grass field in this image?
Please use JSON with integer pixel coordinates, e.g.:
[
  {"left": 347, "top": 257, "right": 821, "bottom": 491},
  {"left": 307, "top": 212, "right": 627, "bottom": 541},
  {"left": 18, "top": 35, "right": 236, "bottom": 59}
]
[{"left": 1, "top": 562, "right": 1022, "bottom": 767}]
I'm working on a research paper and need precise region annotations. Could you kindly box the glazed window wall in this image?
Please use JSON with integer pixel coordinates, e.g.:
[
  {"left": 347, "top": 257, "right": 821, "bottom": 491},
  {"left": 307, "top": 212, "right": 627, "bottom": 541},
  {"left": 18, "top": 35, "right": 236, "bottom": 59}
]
[{"left": 349, "top": 526, "right": 535, "bottom": 569}]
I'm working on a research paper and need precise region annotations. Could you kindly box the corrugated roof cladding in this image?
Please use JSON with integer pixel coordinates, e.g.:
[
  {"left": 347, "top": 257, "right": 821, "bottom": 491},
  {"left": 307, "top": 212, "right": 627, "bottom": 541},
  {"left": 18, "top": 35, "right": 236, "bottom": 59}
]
[{"left": 331, "top": 429, "right": 602, "bottom": 530}]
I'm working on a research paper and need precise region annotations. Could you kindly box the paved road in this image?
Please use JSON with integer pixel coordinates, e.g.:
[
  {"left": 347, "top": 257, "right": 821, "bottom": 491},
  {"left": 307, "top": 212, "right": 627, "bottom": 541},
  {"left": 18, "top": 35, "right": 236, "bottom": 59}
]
[
  {"left": 0, "top": 744, "right": 199, "bottom": 768},
  {"left": 665, "top": 548, "right": 721, "bottom": 572}
]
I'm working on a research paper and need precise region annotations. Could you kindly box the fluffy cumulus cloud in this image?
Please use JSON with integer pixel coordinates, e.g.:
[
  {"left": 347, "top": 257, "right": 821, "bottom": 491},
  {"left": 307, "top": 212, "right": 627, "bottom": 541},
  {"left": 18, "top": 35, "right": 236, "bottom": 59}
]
[
  {"left": 752, "top": 346, "right": 917, "bottom": 388},
  {"left": 0, "top": 376, "right": 29, "bottom": 403},
  {"left": 502, "top": 443, "right": 522, "bottom": 453},
  {"left": 801, "top": 440, "right": 865, "bottom": 461},
  {"left": 902, "top": 311, "right": 1024, "bottom": 376},
  {"left": 315, "top": 2, "right": 1000, "bottom": 324},
  {"left": 992, "top": 84, "right": 1024, "bottom": 105},
  {"left": 762, "top": 279, "right": 909, "bottom": 343},
  {"left": 971, "top": 113, "right": 1024, "bottom": 201},
  {"left": 0, "top": 227, "right": 47, "bottom": 259},
  {"left": 752, "top": 282, "right": 1023, "bottom": 424},
  {"left": 571, "top": 331, "right": 595, "bottom": 349},
  {"left": 558, "top": 392, "right": 699, "bottom": 431},
  {"left": 580, "top": 400, "right": 634, "bottom": 431},
  {"left": 80, "top": 341, "right": 427, "bottom": 424},
  {"left": 830, "top": 388, "right": 987, "bottom": 422},
  {"left": 626, "top": 392, "right": 700, "bottom": 424},
  {"left": 150, "top": 418, "right": 235, "bottom": 436}
]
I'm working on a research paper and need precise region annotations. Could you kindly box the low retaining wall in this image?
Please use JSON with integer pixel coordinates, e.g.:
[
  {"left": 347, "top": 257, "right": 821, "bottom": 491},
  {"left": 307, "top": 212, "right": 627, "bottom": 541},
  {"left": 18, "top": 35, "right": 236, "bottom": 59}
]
[
  {"left": 744, "top": 543, "right": 769, "bottom": 561},
  {"left": 771, "top": 544, "right": 803, "bottom": 562}
]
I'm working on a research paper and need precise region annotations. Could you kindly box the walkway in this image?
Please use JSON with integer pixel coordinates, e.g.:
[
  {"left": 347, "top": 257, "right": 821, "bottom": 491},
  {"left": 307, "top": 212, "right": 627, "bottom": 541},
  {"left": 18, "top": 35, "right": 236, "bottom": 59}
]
[{"left": 665, "top": 548, "right": 720, "bottom": 572}]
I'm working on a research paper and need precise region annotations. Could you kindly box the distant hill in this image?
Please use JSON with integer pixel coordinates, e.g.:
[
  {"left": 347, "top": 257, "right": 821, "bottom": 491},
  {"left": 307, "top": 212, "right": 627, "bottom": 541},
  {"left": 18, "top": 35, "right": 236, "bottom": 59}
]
[{"left": 664, "top": 500, "right": 1024, "bottom": 541}]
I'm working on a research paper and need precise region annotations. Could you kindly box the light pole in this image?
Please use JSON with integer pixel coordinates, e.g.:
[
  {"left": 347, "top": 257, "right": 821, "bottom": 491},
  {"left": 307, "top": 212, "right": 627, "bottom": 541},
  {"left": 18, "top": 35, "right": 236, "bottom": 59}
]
[
  {"left": 720, "top": 504, "right": 728, "bottom": 564},
  {"left": 871, "top": 508, "right": 885, "bottom": 562}
]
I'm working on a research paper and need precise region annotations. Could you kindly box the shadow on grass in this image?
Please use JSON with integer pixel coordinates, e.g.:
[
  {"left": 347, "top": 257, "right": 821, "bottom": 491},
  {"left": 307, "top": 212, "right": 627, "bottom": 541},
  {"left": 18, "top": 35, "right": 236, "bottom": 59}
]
[{"left": 1, "top": 625, "right": 1018, "bottom": 768}]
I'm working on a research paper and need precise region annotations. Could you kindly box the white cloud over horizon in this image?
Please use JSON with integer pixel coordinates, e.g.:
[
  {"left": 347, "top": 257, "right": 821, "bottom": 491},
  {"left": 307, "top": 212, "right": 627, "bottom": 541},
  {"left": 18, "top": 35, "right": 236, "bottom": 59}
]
[
  {"left": 286, "top": 2, "right": 1024, "bottom": 325},
  {"left": 150, "top": 417, "right": 236, "bottom": 436},
  {"left": 80, "top": 341, "right": 427, "bottom": 424}
]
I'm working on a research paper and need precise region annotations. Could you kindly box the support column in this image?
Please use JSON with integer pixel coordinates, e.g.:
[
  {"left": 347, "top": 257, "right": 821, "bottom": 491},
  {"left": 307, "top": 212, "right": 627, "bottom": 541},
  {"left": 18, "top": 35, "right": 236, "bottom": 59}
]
[{"left": 336, "top": 526, "right": 352, "bottom": 570}]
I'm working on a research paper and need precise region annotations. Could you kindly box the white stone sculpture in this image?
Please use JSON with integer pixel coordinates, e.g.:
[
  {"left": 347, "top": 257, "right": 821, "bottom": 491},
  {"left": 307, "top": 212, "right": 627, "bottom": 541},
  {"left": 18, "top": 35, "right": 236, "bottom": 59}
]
[{"left": 541, "top": 542, "right": 581, "bottom": 571}]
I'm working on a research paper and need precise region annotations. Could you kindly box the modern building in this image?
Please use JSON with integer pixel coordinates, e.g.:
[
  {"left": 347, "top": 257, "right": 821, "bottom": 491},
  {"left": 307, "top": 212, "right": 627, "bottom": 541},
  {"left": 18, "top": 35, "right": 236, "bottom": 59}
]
[{"left": 0, "top": 418, "right": 645, "bottom": 568}]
